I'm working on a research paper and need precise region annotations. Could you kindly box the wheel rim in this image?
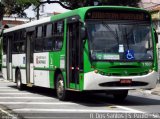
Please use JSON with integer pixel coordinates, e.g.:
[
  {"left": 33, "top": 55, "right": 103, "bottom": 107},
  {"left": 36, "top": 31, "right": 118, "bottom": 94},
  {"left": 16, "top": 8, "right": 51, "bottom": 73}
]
[
  {"left": 57, "top": 76, "right": 64, "bottom": 98},
  {"left": 17, "top": 73, "right": 21, "bottom": 88}
]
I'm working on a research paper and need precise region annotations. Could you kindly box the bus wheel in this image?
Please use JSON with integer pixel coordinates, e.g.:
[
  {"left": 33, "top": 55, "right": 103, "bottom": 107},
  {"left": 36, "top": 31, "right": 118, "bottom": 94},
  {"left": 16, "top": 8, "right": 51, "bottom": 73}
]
[
  {"left": 16, "top": 70, "right": 24, "bottom": 90},
  {"left": 113, "top": 90, "right": 128, "bottom": 101},
  {"left": 56, "top": 74, "right": 68, "bottom": 101}
]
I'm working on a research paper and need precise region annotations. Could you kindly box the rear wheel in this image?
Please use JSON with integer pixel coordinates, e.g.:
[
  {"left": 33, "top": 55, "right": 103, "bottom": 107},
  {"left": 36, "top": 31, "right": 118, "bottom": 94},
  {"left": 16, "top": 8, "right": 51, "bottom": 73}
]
[
  {"left": 113, "top": 90, "right": 128, "bottom": 101},
  {"left": 56, "top": 73, "right": 69, "bottom": 101},
  {"left": 16, "top": 70, "right": 24, "bottom": 90}
]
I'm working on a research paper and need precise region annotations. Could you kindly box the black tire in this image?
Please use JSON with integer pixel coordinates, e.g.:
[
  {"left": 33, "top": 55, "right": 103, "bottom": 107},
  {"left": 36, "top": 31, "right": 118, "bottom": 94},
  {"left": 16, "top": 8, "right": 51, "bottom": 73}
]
[
  {"left": 113, "top": 90, "right": 128, "bottom": 101},
  {"left": 56, "top": 73, "right": 68, "bottom": 101},
  {"left": 16, "top": 70, "right": 24, "bottom": 90}
]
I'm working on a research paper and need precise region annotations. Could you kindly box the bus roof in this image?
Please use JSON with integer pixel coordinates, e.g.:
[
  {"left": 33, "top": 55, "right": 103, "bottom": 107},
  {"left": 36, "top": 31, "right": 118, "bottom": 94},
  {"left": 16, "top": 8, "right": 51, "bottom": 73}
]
[{"left": 3, "top": 6, "right": 148, "bottom": 34}]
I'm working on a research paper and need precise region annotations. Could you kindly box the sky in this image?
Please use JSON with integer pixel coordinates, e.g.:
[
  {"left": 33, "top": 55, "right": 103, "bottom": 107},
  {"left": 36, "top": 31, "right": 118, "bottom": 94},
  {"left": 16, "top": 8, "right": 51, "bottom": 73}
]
[{"left": 25, "top": 3, "right": 69, "bottom": 18}]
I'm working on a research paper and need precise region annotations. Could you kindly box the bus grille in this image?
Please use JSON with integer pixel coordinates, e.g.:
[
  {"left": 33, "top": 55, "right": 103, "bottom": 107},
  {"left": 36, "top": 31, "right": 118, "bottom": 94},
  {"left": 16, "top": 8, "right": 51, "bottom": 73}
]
[{"left": 99, "top": 81, "right": 148, "bottom": 87}]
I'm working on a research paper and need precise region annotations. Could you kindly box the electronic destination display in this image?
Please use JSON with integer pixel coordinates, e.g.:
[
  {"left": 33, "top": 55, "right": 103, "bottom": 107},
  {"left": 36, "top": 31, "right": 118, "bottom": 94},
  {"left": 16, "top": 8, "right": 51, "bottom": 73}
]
[{"left": 86, "top": 9, "right": 150, "bottom": 21}]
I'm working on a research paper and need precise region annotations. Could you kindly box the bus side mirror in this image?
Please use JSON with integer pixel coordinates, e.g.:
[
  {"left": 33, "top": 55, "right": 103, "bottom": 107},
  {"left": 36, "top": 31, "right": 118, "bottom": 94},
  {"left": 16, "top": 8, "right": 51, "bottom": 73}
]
[
  {"left": 80, "top": 27, "right": 87, "bottom": 40},
  {"left": 153, "top": 28, "right": 158, "bottom": 44}
]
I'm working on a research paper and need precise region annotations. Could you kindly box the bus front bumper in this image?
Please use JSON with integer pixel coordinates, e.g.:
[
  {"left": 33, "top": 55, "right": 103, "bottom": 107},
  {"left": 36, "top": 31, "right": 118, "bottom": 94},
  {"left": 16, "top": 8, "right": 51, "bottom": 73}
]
[{"left": 83, "top": 71, "right": 158, "bottom": 90}]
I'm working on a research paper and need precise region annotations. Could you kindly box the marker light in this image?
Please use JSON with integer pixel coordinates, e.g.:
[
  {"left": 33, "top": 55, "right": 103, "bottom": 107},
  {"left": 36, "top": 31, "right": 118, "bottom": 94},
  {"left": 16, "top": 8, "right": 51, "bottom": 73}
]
[{"left": 149, "top": 69, "right": 153, "bottom": 73}]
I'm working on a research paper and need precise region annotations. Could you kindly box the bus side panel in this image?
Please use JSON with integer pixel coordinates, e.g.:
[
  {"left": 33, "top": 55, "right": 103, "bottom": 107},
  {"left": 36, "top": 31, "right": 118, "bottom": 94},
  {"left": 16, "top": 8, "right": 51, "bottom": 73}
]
[
  {"left": 2, "top": 55, "right": 7, "bottom": 80},
  {"left": 49, "top": 53, "right": 55, "bottom": 89},
  {"left": 33, "top": 52, "right": 50, "bottom": 88},
  {"left": 49, "top": 52, "right": 65, "bottom": 89},
  {"left": 12, "top": 54, "right": 26, "bottom": 84}
]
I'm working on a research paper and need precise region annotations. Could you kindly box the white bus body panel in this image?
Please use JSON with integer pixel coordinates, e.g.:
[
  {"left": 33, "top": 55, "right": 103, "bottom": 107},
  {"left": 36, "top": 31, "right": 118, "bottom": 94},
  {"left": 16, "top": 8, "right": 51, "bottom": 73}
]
[
  {"left": 33, "top": 53, "right": 50, "bottom": 88},
  {"left": 83, "top": 71, "right": 158, "bottom": 90},
  {"left": 12, "top": 54, "right": 26, "bottom": 67},
  {"left": 34, "top": 71, "right": 50, "bottom": 88}
]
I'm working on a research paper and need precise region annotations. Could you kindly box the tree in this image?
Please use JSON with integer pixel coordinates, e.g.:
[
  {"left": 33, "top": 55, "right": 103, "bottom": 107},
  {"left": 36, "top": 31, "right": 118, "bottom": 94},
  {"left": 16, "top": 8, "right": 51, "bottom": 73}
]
[
  {"left": 102, "top": 0, "right": 141, "bottom": 7},
  {"left": 1, "top": 0, "right": 39, "bottom": 17},
  {"left": 59, "top": 0, "right": 141, "bottom": 10},
  {"left": 0, "top": 0, "right": 141, "bottom": 20},
  {"left": 34, "top": 0, "right": 141, "bottom": 11},
  {"left": 0, "top": 2, "right": 5, "bottom": 20}
]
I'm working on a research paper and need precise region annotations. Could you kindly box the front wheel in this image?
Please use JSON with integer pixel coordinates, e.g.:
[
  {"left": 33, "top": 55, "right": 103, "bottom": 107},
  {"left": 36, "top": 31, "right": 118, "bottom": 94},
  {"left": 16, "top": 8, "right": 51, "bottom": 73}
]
[
  {"left": 56, "top": 73, "right": 69, "bottom": 101},
  {"left": 113, "top": 90, "right": 128, "bottom": 101}
]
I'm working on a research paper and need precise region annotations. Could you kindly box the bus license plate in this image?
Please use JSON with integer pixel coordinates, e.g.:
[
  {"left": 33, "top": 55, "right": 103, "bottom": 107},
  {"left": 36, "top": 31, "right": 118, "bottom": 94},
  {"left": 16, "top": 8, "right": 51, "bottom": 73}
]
[{"left": 120, "top": 79, "right": 132, "bottom": 84}]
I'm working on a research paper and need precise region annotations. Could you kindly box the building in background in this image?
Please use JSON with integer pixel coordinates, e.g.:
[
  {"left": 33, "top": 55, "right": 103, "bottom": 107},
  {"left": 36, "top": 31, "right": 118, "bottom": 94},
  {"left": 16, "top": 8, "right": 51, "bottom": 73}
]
[
  {"left": 140, "top": 0, "right": 160, "bottom": 9},
  {"left": 2, "top": 17, "right": 31, "bottom": 27},
  {"left": 140, "top": 0, "right": 160, "bottom": 34}
]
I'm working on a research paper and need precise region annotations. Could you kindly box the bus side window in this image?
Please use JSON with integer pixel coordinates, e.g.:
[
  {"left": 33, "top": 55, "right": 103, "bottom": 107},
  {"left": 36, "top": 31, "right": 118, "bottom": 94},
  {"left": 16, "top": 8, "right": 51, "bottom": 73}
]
[
  {"left": 3, "top": 35, "right": 7, "bottom": 54},
  {"left": 12, "top": 30, "right": 25, "bottom": 54},
  {"left": 44, "top": 24, "right": 53, "bottom": 51},
  {"left": 19, "top": 31, "right": 25, "bottom": 53},
  {"left": 35, "top": 26, "right": 43, "bottom": 52},
  {"left": 53, "top": 20, "right": 64, "bottom": 50},
  {"left": 13, "top": 32, "right": 20, "bottom": 53}
]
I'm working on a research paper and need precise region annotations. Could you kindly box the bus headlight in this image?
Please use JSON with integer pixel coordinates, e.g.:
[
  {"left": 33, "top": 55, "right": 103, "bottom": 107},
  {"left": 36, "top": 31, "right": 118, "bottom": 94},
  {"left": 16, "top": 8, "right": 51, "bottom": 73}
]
[
  {"left": 149, "top": 69, "right": 153, "bottom": 73},
  {"left": 94, "top": 70, "right": 98, "bottom": 73}
]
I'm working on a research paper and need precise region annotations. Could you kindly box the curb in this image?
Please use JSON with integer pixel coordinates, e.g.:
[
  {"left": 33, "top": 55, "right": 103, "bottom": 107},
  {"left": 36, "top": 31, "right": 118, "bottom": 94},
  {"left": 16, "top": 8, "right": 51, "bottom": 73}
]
[{"left": 0, "top": 105, "right": 23, "bottom": 119}]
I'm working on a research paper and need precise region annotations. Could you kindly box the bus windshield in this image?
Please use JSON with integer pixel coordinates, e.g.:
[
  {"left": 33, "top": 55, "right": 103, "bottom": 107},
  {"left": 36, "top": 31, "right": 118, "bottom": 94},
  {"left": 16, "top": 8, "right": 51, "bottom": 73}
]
[{"left": 86, "top": 21, "right": 153, "bottom": 61}]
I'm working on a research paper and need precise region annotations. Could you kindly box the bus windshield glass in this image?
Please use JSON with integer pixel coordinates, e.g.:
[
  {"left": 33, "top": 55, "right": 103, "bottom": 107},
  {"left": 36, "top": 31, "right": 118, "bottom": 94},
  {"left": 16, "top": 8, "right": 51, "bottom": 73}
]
[{"left": 86, "top": 21, "right": 153, "bottom": 61}]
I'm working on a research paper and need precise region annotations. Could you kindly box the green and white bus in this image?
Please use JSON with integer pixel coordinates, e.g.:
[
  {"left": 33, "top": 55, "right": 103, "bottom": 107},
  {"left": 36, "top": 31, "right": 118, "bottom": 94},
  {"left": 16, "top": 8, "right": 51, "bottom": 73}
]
[{"left": 2, "top": 6, "right": 159, "bottom": 101}]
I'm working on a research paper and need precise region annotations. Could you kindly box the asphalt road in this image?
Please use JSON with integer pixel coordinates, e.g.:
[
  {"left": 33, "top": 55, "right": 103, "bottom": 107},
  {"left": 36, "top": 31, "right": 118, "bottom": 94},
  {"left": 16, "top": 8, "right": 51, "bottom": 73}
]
[{"left": 0, "top": 78, "right": 160, "bottom": 119}]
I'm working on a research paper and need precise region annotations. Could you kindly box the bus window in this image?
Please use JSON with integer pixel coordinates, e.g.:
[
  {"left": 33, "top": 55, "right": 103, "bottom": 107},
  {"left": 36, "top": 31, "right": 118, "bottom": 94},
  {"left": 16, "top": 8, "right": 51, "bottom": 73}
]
[
  {"left": 44, "top": 38, "right": 53, "bottom": 51},
  {"left": 55, "top": 40, "right": 62, "bottom": 50},
  {"left": 12, "top": 31, "right": 25, "bottom": 54},
  {"left": 3, "top": 35, "right": 7, "bottom": 54},
  {"left": 46, "top": 24, "right": 52, "bottom": 37},
  {"left": 13, "top": 32, "right": 20, "bottom": 53},
  {"left": 37, "top": 26, "right": 43, "bottom": 38},
  {"left": 35, "top": 26, "right": 43, "bottom": 52},
  {"left": 44, "top": 24, "right": 53, "bottom": 51},
  {"left": 53, "top": 20, "right": 64, "bottom": 50}
]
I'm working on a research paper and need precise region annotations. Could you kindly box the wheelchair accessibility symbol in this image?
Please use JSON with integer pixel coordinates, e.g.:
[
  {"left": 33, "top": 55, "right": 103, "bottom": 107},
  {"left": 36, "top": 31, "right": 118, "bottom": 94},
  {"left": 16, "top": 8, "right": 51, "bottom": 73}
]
[{"left": 125, "top": 50, "right": 135, "bottom": 60}]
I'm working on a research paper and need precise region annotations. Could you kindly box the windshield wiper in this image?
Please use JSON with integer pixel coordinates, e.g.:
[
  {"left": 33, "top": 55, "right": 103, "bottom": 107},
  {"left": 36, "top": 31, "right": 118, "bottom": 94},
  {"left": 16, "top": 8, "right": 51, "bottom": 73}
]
[{"left": 102, "top": 22, "right": 119, "bottom": 44}]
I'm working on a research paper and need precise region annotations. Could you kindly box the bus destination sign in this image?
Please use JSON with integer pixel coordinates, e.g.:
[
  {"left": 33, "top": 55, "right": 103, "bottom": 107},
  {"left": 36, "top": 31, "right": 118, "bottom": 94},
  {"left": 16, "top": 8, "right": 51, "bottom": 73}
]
[{"left": 86, "top": 10, "right": 150, "bottom": 21}]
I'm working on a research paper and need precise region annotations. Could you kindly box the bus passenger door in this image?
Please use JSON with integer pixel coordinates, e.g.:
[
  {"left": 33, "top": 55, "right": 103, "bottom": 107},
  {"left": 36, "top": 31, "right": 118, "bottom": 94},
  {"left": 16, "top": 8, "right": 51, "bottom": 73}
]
[
  {"left": 67, "top": 20, "right": 81, "bottom": 90},
  {"left": 26, "top": 30, "right": 34, "bottom": 85}
]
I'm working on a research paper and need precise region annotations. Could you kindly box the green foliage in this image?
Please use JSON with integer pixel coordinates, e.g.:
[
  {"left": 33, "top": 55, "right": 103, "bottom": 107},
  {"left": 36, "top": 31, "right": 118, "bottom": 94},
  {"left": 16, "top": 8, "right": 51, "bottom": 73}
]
[
  {"left": 59, "top": 0, "right": 141, "bottom": 9},
  {"left": 0, "top": 0, "right": 40, "bottom": 18},
  {"left": 102, "top": 0, "right": 141, "bottom": 7},
  {"left": 0, "top": 0, "right": 141, "bottom": 19},
  {"left": 0, "top": 3, "right": 5, "bottom": 20},
  {"left": 16, "top": 0, "right": 40, "bottom": 6}
]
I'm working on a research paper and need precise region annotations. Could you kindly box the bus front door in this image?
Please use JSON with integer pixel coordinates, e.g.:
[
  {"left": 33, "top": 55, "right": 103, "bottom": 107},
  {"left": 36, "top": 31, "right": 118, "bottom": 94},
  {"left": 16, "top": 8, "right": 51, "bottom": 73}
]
[
  {"left": 26, "top": 31, "right": 34, "bottom": 85},
  {"left": 67, "top": 21, "right": 80, "bottom": 90}
]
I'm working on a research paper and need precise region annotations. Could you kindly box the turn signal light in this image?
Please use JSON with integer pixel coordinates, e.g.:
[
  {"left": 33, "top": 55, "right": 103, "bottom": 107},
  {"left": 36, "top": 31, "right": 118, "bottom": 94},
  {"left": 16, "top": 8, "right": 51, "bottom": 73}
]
[{"left": 149, "top": 69, "right": 153, "bottom": 73}]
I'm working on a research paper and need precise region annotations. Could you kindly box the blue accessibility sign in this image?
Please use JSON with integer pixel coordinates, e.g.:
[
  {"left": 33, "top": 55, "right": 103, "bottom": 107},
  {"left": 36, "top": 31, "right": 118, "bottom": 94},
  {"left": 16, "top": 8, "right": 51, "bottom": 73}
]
[{"left": 125, "top": 50, "right": 135, "bottom": 60}]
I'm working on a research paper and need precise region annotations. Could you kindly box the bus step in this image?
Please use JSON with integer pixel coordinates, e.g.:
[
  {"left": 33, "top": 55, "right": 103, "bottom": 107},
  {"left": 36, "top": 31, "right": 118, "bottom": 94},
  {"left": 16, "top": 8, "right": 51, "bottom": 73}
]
[{"left": 27, "top": 83, "right": 33, "bottom": 87}]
